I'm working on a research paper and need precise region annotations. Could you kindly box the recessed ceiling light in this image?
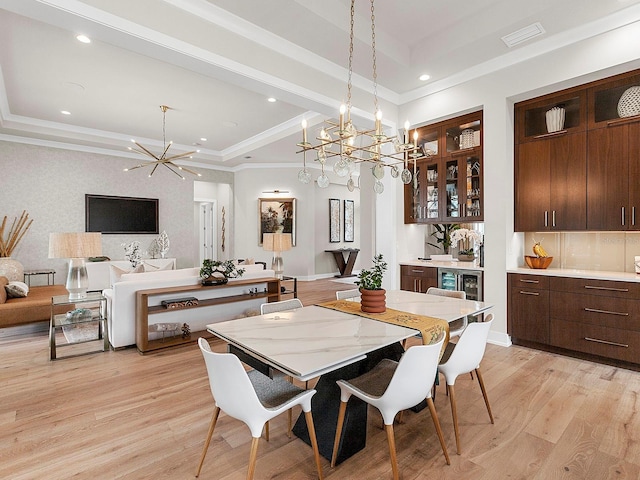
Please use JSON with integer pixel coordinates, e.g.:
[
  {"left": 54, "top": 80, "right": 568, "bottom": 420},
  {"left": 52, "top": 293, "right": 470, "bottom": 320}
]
[
  {"left": 267, "top": 97, "right": 276, "bottom": 103},
  {"left": 76, "top": 34, "right": 91, "bottom": 44},
  {"left": 419, "top": 74, "right": 430, "bottom": 81},
  {"left": 61, "top": 110, "right": 71, "bottom": 115},
  {"left": 200, "top": 137, "right": 207, "bottom": 142}
]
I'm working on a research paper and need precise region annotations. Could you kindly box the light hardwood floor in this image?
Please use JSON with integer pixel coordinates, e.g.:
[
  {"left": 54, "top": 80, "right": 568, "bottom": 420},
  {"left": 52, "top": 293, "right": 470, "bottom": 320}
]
[{"left": 1, "top": 278, "right": 639, "bottom": 479}]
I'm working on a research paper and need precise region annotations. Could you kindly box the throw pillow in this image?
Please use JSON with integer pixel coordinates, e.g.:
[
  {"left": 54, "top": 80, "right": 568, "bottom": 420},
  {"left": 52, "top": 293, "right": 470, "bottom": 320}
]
[
  {"left": 143, "top": 261, "right": 174, "bottom": 272},
  {"left": 109, "top": 264, "right": 144, "bottom": 287},
  {"left": 0, "top": 276, "right": 8, "bottom": 304},
  {"left": 6, "top": 281, "right": 29, "bottom": 298}
]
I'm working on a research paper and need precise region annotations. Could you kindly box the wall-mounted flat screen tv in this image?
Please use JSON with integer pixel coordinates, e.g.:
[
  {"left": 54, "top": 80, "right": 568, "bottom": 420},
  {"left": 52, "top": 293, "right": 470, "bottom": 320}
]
[{"left": 86, "top": 194, "right": 159, "bottom": 234}]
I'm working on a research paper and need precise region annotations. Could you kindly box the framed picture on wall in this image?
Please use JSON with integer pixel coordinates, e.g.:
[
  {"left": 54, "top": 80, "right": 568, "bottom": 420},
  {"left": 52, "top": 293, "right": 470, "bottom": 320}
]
[
  {"left": 329, "top": 198, "right": 340, "bottom": 243},
  {"left": 258, "top": 198, "right": 296, "bottom": 246},
  {"left": 344, "top": 199, "right": 354, "bottom": 242}
]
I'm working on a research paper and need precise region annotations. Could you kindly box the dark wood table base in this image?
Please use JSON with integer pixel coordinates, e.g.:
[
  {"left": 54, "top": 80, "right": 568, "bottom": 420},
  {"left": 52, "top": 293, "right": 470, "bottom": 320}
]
[{"left": 325, "top": 249, "right": 360, "bottom": 278}]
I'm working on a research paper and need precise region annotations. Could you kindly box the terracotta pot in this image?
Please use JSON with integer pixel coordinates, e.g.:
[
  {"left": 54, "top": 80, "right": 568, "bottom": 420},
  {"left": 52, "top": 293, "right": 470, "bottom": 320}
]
[{"left": 360, "top": 288, "right": 386, "bottom": 313}]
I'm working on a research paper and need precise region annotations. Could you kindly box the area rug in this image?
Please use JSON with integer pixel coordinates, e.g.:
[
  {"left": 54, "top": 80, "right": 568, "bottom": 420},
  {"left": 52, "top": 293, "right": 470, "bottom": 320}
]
[{"left": 62, "top": 321, "right": 100, "bottom": 344}]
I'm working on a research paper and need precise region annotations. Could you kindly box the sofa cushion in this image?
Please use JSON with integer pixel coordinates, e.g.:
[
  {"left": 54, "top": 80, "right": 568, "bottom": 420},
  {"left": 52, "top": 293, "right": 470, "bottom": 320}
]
[
  {"left": 6, "top": 281, "right": 29, "bottom": 298},
  {"left": 109, "top": 264, "right": 144, "bottom": 287},
  {"left": 0, "top": 276, "right": 8, "bottom": 304}
]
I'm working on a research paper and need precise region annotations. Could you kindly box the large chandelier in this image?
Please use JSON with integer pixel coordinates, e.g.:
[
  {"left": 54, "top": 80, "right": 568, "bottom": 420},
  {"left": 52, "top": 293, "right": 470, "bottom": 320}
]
[
  {"left": 124, "top": 105, "right": 202, "bottom": 180},
  {"left": 296, "top": 0, "right": 421, "bottom": 194}
]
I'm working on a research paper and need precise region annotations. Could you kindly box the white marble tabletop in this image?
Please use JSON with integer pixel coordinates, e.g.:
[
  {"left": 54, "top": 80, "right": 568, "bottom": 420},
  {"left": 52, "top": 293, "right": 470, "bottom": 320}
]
[{"left": 207, "top": 290, "right": 493, "bottom": 381}]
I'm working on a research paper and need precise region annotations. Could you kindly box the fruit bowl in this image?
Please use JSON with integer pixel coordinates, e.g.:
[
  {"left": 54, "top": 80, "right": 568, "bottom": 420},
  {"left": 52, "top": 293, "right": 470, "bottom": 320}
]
[{"left": 525, "top": 256, "right": 553, "bottom": 269}]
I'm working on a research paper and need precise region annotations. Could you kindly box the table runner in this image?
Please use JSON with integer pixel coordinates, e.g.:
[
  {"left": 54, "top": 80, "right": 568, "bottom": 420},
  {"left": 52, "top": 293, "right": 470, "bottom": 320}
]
[{"left": 318, "top": 300, "right": 449, "bottom": 352}]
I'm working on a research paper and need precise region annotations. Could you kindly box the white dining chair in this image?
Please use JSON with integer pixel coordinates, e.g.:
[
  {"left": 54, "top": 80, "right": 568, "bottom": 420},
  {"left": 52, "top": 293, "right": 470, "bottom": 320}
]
[
  {"left": 260, "top": 298, "right": 303, "bottom": 315},
  {"left": 195, "top": 338, "right": 324, "bottom": 480},
  {"left": 331, "top": 333, "right": 450, "bottom": 479},
  {"left": 437, "top": 313, "right": 494, "bottom": 454},
  {"left": 336, "top": 288, "right": 360, "bottom": 300},
  {"left": 426, "top": 287, "right": 467, "bottom": 338}
]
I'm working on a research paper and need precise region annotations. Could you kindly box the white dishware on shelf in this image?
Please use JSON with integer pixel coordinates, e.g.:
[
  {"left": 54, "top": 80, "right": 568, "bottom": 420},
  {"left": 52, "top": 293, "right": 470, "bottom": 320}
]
[{"left": 545, "top": 106, "right": 565, "bottom": 133}]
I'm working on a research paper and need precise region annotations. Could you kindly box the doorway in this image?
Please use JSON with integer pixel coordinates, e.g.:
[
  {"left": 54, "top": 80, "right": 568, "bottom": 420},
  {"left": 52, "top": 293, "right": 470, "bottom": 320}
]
[{"left": 198, "top": 201, "right": 217, "bottom": 265}]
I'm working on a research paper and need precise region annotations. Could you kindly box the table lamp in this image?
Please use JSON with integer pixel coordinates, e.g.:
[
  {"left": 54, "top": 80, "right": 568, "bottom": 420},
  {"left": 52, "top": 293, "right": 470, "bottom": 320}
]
[
  {"left": 262, "top": 233, "right": 292, "bottom": 279},
  {"left": 48, "top": 232, "right": 102, "bottom": 300}
]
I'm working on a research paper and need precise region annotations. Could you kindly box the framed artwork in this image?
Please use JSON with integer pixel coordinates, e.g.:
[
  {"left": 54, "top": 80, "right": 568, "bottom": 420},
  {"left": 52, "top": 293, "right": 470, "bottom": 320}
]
[
  {"left": 344, "top": 199, "right": 354, "bottom": 242},
  {"left": 329, "top": 198, "right": 340, "bottom": 243},
  {"left": 258, "top": 198, "right": 296, "bottom": 246}
]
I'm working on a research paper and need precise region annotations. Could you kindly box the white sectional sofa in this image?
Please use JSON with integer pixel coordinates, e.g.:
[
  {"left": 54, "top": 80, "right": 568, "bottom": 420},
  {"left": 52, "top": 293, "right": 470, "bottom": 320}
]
[{"left": 103, "top": 264, "right": 275, "bottom": 348}]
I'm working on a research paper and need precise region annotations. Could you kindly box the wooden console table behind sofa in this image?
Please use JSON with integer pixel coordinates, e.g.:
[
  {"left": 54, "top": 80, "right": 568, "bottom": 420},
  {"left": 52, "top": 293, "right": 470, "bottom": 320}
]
[{"left": 135, "top": 277, "right": 281, "bottom": 353}]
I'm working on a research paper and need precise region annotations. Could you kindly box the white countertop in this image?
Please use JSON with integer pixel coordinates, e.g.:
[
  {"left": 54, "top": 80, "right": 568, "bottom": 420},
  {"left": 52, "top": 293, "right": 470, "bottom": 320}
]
[
  {"left": 507, "top": 267, "right": 640, "bottom": 283},
  {"left": 400, "top": 259, "right": 483, "bottom": 271}
]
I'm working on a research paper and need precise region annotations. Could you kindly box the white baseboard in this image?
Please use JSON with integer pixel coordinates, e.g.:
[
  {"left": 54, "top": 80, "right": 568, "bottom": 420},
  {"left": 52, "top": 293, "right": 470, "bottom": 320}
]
[{"left": 488, "top": 331, "right": 512, "bottom": 347}]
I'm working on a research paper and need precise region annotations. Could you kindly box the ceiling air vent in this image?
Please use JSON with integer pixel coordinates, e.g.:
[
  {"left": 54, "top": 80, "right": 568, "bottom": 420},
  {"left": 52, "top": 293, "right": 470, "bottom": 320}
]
[{"left": 501, "top": 22, "right": 546, "bottom": 48}]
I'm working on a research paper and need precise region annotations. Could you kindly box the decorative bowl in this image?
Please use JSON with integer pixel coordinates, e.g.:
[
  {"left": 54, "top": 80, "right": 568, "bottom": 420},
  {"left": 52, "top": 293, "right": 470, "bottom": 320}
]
[{"left": 524, "top": 256, "right": 553, "bottom": 269}]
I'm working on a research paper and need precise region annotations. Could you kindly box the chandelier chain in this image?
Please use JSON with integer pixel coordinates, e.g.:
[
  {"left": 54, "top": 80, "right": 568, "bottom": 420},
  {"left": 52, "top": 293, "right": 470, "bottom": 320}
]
[
  {"left": 347, "top": 0, "right": 355, "bottom": 115},
  {"left": 370, "top": 0, "right": 378, "bottom": 113}
]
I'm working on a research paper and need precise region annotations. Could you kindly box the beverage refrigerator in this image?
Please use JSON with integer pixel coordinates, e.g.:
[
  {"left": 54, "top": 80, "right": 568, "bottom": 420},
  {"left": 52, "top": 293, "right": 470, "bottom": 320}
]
[{"left": 437, "top": 268, "right": 483, "bottom": 301}]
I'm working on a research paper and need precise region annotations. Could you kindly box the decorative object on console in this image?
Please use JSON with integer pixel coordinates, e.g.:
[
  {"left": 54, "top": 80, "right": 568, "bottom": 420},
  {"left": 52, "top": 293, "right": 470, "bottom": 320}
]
[
  {"left": 545, "top": 106, "right": 565, "bottom": 133},
  {"left": 262, "top": 233, "right": 292, "bottom": 280},
  {"left": 124, "top": 105, "right": 202, "bottom": 179},
  {"left": 49, "top": 232, "right": 103, "bottom": 300},
  {"left": 524, "top": 255, "right": 553, "bottom": 269},
  {"left": 259, "top": 198, "right": 296, "bottom": 246},
  {"left": 295, "top": 0, "right": 421, "bottom": 194},
  {"left": 181, "top": 323, "right": 191, "bottom": 339},
  {"left": 199, "top": 259, "right": 245, "bottom": 286},
  {"left": 0, "top": 210, "right": 33, "bottom": 282},
  {"left": 221, "top": 206, "right": 226, "bottom": 252},
  {"left": 65, "top": 308, "right": 93, "bottom": 322},
  {"left": 161, "top": 297, "right": 198, "bottom": 309},
  {"left": 147, "top": 237, "right": 160, "bottom": 259},
  {"left": 122, "top": 241, "right": 142, "bottom": 267},
  {"left": 356, "top": 254, "right": 387, "bottom": 313},
  {"left": 157, "top": 230, "right": 170, "bottom": 258},
  {"left": 617, "top": 86, "right": 640, "bottom": 118},
  {"left": 450, "top": 228, "right": 481, "bottom": 262}
]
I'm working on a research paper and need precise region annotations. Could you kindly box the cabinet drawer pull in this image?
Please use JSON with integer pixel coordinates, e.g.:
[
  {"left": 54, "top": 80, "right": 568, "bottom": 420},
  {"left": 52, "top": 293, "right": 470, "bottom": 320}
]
[
  {"left": 411, "top": 269, "right": 424, "bottom": 273},
  {"left": 584, "top": 285, "right": 629, "bottom": 292},
  {"left": 584, "top": 307, "right": 629, "bottom": 316},
  {"left": 519, "top": 291, "right": 539, "bottom": 296},
  {"left": 584, "top": 337, "right": 629, "bottom": 348},
  {"left": 519, "top": 279, "right": 539, "bottom": 284}
]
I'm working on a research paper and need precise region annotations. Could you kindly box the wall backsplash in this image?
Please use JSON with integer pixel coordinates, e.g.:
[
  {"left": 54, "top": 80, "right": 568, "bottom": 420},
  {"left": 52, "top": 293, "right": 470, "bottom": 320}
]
[{"left": 524, "top": 232, "right": 640, "bottom": 273}]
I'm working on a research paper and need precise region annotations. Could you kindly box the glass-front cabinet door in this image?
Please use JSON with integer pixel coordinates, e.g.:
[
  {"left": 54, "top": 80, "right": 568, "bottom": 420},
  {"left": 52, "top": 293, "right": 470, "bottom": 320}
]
[
  {"left": 425, "top": 160, "right": 440, "bottom": 220},
  {"left": 444, "top": 158, "right": 460, "bottom": 219}
]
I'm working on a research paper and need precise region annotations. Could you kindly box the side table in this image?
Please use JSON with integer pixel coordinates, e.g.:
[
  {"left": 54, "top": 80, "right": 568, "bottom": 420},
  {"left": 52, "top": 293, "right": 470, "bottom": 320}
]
[
  {"left": 281, "top": 276, "right": 298, "bottom": 298},
  {"left": 325, "top": 249, "right": 360, "bottom": 277},
  {"left": 50, "top": 292, "right": 109, "bottom": 360},
  {"left": 24, "top": 269, "right": 56, "bottom": 286}
]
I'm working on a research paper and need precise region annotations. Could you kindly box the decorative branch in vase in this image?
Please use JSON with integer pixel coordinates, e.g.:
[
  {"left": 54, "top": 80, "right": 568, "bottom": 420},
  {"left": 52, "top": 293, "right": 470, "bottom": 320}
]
[{"left": 0, "top": 210, "right": 33, "bottom": 282}]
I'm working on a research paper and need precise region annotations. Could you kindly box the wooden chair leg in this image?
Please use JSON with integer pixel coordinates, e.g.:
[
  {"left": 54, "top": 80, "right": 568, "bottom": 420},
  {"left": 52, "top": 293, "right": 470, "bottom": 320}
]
[
  {"left": 448, "top": 384, "right": 461, "bottom": 454},
  {"left": 265, "top": 421, "right": 269, "bottom": 441},
  {"left": 396, "top": 410, "right": 405, "bottom": 424},
  {"left": 475, "top": 368, "right": 494, "bottom": 424},
  {"left": 246, "top": 437, "right": 260, "bottom": 480},
  {"left": 331, "top": 401, "right": 348, "bottom": 468},
  {"left": 287, "top": 409, "right": 292, "bottom": 438},
  {"left": 426, "top": 397, "right": 450, "bottom": 465},
  {"left": 195, "top": 406, "right": 220, "bottom": 477},
  {"left": 384, "top": 424, "right": 399, "bottom": 480},
  {"left": 304, "top": 411, "right": 324, "bottom": 480}
]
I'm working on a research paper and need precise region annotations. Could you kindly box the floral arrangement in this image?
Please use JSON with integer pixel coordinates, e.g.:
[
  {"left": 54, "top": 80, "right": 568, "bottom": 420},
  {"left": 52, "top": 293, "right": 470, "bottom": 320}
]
[
  {"left": 122, "top": 241, "right": 142, "bottom": 267},
  {"left": 450, "top": 228, "right": 481, "bottom": 256},
  {"left": 427, "top": 223, "right": 460, "bottom": 254}
]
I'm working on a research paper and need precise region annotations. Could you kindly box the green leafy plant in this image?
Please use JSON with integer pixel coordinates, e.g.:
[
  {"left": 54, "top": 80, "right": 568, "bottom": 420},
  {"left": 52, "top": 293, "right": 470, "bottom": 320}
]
[
  {"left": 427, "top": 224, "right": 460, "bottom": 254},
  {"left": 199, "top": 259, "right": 245, "bottom": 280},
  {"left": 355, "top": 254, "right": 387, "bottom": 290}
]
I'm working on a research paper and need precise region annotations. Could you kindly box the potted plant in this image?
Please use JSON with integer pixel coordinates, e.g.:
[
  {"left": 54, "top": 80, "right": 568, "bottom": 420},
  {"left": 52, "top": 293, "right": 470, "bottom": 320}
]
[
  {"left": 427, "top": 223, "right": 460, "bottom": 254},
  {"left": 355, "top": 254, "right": 387, "bottom": 313},
  {"left": 450, "top": 228, "right": 481, "bottom": 262},
  {"left": 200, "top": 259, "right": 245, "bottom": 286}
]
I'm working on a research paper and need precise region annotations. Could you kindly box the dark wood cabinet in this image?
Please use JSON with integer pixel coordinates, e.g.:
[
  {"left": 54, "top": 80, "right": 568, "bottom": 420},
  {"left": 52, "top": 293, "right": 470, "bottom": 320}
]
[
  {"left": 404, "top": 111, "right": 482, "bottom": 223},
  {"left": 508, "top": 273, "right": 550, "bottom": 344},
  {"left": 514, "top": 68, "right": 640, "bottom": 232},
  {"left": 515, "top": 132, "right": 586, "bottom": 231},
  {"left": 508, "top": 273, "right": 640, "bottom": 367},
  {"left": 400, "top": 265, "right": 437, "bottom": 293}
]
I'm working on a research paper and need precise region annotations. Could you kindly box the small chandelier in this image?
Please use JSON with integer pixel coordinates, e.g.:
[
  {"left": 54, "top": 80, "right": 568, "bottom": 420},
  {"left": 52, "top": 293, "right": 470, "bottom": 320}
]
[
  {"left": 124, "top": 105, "right": 202, "bottom": 180},
  {"left": 296, "top": 0, "right": 421, "bottom": 194}
]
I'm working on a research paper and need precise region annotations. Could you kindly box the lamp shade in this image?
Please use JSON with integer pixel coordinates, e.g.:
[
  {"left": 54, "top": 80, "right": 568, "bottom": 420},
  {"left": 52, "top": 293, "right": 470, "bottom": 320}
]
[
  {"left": 262, "top": 233, "right": 292, "bottom": 253},
  {"left": 48, "top": 232, "right": 102, "bottom": 259}
]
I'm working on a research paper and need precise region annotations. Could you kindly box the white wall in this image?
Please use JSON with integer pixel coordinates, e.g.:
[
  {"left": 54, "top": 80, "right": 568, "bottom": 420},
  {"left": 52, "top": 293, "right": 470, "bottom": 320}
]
[
  {"left": 0, "top": 141, "right": 232, "bottom": 279},
  {"left": 395, "top": 21, "right": 640, "bottom": 345},
  {"left": 233, "top": 165, "right": 363, "bottom": 279}
]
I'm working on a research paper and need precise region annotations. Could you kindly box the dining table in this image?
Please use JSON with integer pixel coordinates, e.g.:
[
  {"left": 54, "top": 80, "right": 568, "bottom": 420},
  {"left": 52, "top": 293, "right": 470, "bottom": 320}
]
[{"left": 206, "top": 289, "right": 493, "bottom": 464}]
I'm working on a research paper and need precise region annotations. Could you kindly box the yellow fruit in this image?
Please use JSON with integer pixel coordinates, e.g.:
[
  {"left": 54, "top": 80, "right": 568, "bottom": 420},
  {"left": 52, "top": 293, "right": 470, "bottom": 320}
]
[{"left": 533, "top": 242, "right": 548, "bottom": 257}]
